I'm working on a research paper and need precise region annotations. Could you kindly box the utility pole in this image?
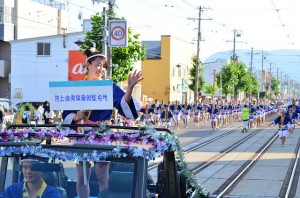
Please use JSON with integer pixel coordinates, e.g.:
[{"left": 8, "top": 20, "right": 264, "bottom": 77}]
[
  {"left": 250, "top": 47, "right": 253, "bottom": 75},
  {"left": 195, "top": 6, "right": 201, "bottom": 103},
  {"left": 101, "top": 7, "right": 107, "bottom": 62},
  {"left": 231, "top": 29, "right": 241, "bottom": 61},
  {"left": 220, "top": 73, "right": 222, "bottom": 99},
  {"left": 248, "top": 47, "right": 253, "bottom": 105},
  {"left": 281, "top": 72, "right": 283, "bottom": 99},
  {"left": 213, "top": 69, "right": 216, "bottom": 100},
  {"left": 188, "top": 7, "right": 211, "bottom": 103},
  {"left": 269, "top": 63, "right": 272, "bottom": 99},
  {"left": 107, "top": 0, "right": 115, "bottom": 80},
  {"left": 261, "top": 50, "right": 264, "bottom": 91}
]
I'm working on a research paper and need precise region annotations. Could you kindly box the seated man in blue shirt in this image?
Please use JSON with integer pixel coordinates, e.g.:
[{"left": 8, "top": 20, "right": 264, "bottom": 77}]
[{"left": 1, "top": 156, "right": 61, "bottom": 198}]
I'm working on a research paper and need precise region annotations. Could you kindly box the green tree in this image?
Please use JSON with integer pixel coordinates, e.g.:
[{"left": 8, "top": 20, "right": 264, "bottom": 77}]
[
  {"left": 188, "top": 55, "right": 205, "bottom": 95},
  {"left": 217, "top": 61, "right": 255, "bottom": 99},
  {"left": 234, "top": 62, "right": 252, "bottom": 94},
  {"left": 259, "top": 91, "right": 267, "bottom": 99},
  {"left": 216, "top": 61, "right": 239, "bottom": 97},
  {"left": 271, "top": 77, "right": 280, "bottom": 96},
  {"left": 204, "top": 83, "right": 218, "bottom": 101},
  {"left": 80, "top": 13, "right": 146, "bottom": 82},
  {"left": 250, "top": 74, "right": 260, "bottom": 97}
]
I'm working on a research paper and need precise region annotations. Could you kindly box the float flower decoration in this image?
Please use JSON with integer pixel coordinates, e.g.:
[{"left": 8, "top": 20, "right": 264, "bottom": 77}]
[{"left": 0, "top": 125, "right": 209, "bottom": 197}]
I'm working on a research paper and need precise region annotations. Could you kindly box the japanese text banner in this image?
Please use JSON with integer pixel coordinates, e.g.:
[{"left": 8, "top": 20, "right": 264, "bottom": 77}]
[{"left": 49, "top": 80, "right": 113, "bottom": 110}]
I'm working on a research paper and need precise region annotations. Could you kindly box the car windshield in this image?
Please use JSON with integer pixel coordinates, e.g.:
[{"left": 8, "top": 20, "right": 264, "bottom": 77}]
[{"left": 0, "top": 157, "right": 135, "bottom": 198}]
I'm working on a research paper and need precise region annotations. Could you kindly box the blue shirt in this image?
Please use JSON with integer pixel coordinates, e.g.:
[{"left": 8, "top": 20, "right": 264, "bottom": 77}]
[
  {"left": 1, "top": 182, "right": 61, "bottom": 198},
  {"left": 272, "top": 116, "right": 291, "bottom": 131}
]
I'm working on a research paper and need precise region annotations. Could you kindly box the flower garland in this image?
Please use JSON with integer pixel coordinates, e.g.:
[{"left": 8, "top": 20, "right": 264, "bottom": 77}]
[{"left": 0, "top": 126, "right": 209, "bottom": 197}]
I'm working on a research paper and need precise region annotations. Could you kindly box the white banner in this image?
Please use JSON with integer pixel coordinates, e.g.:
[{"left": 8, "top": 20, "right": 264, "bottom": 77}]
[{"left": 49, "top": 80, "right": 113, "bottom": 110}]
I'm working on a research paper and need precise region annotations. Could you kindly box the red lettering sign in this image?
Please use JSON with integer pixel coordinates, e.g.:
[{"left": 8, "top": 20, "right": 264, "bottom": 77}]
[{"left": 68, "top": 50, "right": 86, "bottom": 81}]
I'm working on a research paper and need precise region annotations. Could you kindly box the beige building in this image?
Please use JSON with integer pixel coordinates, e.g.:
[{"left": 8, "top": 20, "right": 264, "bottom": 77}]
[{"left": 141, "top": 35, "right": 195, "bottom": 104}]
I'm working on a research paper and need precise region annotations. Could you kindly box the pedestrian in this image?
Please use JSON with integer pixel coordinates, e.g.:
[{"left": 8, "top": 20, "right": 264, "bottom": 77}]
[
  {"left": 22, "top": 105, "right": 31, "bottom": 124},
  {"left": 62, "top": 48, "right": 143, "bottom": 197},
  {"left": 241, "top": 104, "right": 250, "bottom": 132},
  {"left": 33, "top": 104, "right": 42, "bottom": 124},
  {"left": 44, "top": 105, "right": 55, "bottom": 124},
  {"left": 269, "top": 109, "right": 296, "bottom": 147}
]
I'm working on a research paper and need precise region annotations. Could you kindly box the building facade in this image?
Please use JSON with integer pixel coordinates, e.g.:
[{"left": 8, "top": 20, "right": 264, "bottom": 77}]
[
  {"left": 141, "top": 35, "right": 195, "bottom": 103},
  {"left": 0, "top": 0, "right": 77, "bottom": 99}
]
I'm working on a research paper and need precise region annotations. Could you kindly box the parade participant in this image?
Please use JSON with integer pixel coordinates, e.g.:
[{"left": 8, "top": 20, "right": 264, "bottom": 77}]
[
  {"left": 170, "top": 101, "right": 182, "bottom": 130},
  {"left": 62, "top": 48, "right": 143, "bottom": 197},
  {"left": 287, "top": 107, "right": 299, "bottom": 136},
  {"left": 250, "top": 103, "right": 257, "bottom": 128},
  {"left": 241, "top": 105, "right": 250, "bottom": 133},
  {"left": 140, "top": 104, "right": 154, "bottom": 126},
  {"left": 182, "top": 101, "right": 191, "bottom": 128},
  {"left": 269, "top": 109, "right": 296, "bottom": 147},
  {"left": 160, "top": 107, "right": 173, "bottom": 129},
  {"left": 208, "top": 103, "right": 218, "bottom": 130},
  {"left": 1, "top": 156, "right": 61, "bottom": 198},
  {"left": 249, "top": 112, "right": 254, "bottom": 129},
  {"left": 287, "top": 99, "right": 300, "bottom": 113},
  {"left": 192, "top": 102, "right": 200, "bottom": 126}
]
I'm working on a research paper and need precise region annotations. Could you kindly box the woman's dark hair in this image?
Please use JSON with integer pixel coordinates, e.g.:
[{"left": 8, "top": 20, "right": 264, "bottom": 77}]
[
  {"left": 44, "top": 105, "right": 50, "bottom": 113},
  {"left": 84, "top": 48, "right": 107, "bottom": 69},
  {"left": 35, "top": 104, "right": 39, "bottom": 109},
  {"left": 25, "top": 105, "right": 30, "bottom": 111}
]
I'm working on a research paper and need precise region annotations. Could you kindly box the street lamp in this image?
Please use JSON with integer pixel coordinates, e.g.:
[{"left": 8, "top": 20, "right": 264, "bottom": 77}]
[{"left": 74, "top": 39, "right": 96, "bottom": 49}]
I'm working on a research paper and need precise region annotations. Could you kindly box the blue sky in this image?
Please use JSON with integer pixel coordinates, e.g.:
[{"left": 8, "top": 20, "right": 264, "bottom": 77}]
[{"left": 65, "top": 0, "right": 300, "bottom": 82}]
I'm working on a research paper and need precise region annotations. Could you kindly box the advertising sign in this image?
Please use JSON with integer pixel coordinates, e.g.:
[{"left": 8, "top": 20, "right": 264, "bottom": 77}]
[
  {"left": 68, "top": 50, "right": 86, "bottom": 81},
  {"left": 49, "top": 80, "right": 113, "bottom": 110}
]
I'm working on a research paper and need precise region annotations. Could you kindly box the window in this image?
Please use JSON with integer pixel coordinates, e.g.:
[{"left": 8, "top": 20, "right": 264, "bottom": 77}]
[
  {"left": 0, "top": 6, "right": 3, "bottom": 23},
  {"left": 171, "top": 67, "right": 175, "bottom": 77},
  {"left": 178, "top": 68, "right": 181, "bottom": 77},
  {"left": 0, "top": 6, "right": 14, "bottom": 23},
  {"left": 37, "top": 43, "right": 51, "bottom": 56}
]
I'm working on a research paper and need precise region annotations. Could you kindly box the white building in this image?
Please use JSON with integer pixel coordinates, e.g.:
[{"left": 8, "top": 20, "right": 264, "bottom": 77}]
[{"left": 0, "top": 0, "right": 80, "bottom": 99}]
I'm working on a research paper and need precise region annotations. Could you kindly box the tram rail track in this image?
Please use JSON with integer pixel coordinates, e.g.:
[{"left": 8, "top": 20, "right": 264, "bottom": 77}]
[
  {"left": 148, "top": 125, "right": 238, "bottom": 171},
  {"left": 199, "top": 124, "right": 300, "bottom": 197}
]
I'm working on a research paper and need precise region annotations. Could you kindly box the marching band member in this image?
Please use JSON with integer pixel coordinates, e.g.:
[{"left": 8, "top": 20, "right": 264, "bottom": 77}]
[
  {"left": 160, "top": 107, "right": 173, "bottom": 129},
  {"left": 170, "top": 101, "right": 182, "bottom": 130}
]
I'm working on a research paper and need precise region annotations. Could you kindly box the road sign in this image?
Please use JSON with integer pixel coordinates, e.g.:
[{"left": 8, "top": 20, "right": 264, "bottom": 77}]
[{"left": 109, "top": 20, "right": 128, "bottom": 47}]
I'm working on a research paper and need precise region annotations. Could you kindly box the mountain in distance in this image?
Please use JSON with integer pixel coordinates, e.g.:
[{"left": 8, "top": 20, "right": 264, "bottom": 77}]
[{"left": 204, "top": 49, "right": 300, "bottom": 80}]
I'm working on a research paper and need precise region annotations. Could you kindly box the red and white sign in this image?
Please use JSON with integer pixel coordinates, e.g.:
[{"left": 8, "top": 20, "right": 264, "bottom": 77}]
[
  {"left": 109, "top": 20, "right": 128, "bottom": 47},
  {"left": 68, "top": 50, "right": 86, "bottom": 81}
]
